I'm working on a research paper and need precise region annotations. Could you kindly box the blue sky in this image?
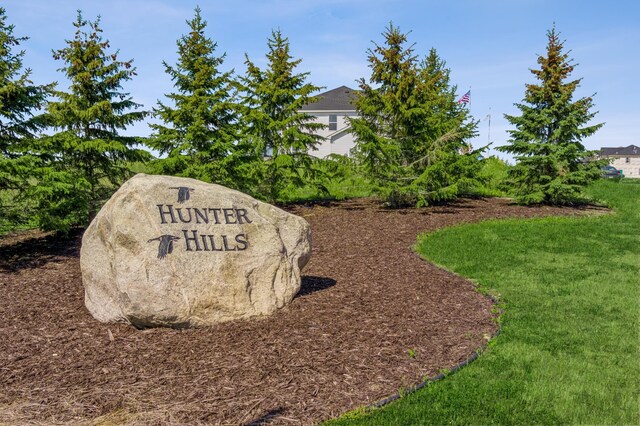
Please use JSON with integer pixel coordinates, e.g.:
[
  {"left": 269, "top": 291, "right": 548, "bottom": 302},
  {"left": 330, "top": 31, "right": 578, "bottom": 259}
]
[{"left": 3, "top": 0, "right": 639, "bottom": 160}]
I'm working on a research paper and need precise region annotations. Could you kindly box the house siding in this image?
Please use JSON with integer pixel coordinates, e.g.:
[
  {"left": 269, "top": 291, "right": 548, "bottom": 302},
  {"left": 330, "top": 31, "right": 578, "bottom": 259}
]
[
  {"left": 607, "top": 156, "right": 640, "bottom": 178},
  {"left": 307, "top": 111, "right": 358, "bottom": 158}
]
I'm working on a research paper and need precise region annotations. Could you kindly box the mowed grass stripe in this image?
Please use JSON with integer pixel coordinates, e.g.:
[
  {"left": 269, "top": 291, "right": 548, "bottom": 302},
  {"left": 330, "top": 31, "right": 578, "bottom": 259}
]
[{"left": 329, "top": 180, "right": 639, "bottom": 425}]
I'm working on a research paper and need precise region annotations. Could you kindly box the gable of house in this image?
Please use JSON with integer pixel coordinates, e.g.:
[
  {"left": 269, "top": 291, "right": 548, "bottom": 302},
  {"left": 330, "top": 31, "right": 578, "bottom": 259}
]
[
  {"left": 300, "top": 86, "right": 357, "bottom": 113},
  {"left": 600, "top": 145, "right": 640, "bottom": 156},
  {"left": 300, "top": 86, "right": 358, "bottom": 158}
]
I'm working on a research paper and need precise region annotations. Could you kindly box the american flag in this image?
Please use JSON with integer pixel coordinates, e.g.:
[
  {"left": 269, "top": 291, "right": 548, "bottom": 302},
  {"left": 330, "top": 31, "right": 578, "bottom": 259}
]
[{"left": 457, "top": 90, "right": 470, "bottom": 105}]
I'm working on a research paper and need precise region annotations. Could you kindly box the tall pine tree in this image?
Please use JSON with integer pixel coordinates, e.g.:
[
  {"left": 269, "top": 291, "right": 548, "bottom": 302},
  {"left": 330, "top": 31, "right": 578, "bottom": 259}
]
[
  {"left": 148, "top": 7, "right": 244, "bottom": 188},
  {"left": 33, "top": 12, "right": 149, "bottom": 232},
  {"left": 240, "top": 29, "right": 325, "bottom": 202},
  {"left": 498, "top": 26, "right": 603, "bottom": 205},
  {"left": 350, "top": 25, "right": 479, "bottom": 207},
  {"left": 0, "top": 7, "right": 53, "bottom": 226},
  {"left": 349, "top": 24, "right": 414, "bottom": 192},
  {"left": 408, "top": 49, "right": 481, "bottom": 202}
]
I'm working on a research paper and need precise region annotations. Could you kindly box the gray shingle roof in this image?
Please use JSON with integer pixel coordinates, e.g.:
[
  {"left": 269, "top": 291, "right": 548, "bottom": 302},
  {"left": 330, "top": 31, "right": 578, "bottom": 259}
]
[
  {"left": 300, "top": 86, "right": 357, "bottom": 111},
  {"left": 600, "top": 145, "right": 640, "bottom": 156}
]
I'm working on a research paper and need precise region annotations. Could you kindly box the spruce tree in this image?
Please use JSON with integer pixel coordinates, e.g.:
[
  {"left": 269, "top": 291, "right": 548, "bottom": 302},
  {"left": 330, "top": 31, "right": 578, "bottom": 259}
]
[
  {"left": 408, "top": 49, "right": 481, "bottom": 202},
  {"left": 0, "top": 7, "right": 53, "bottom": 226},
  {"left": 149, "top": 7, "right": 244, "bottom": 188},
  {"left": 33, "top": 12, "right": 149, "bottom": 232},
  {"left": 240, "top": 29, "right": 325, "bottom": 202},
  {"left": 350, "top": 25, "right": 479, "bottom": 207},
  {"left": 498, "top": 27, "right": 603, "bottom": 205},
  {"left": 349, "top": 24, "right": 414, "bottom": 192}
]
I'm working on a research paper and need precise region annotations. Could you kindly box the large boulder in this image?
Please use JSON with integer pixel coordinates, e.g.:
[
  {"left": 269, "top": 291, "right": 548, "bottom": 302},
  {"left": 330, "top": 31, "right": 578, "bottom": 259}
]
[{"left": 80, "top": 174, "right": 311, "bottom": 328}]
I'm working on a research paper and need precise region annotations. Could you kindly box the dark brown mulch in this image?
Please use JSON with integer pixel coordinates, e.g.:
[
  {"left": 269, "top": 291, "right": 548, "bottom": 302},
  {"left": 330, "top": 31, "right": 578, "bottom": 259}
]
[{"left": 0, "top": 198, "right": 605, "bottom": 425}]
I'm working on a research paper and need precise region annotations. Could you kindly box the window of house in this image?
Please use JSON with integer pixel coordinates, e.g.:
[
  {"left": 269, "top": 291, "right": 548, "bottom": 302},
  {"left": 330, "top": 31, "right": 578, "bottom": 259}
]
[
  {"left": 329, "top": 115, "right": 337, "bottom": 131},
  {"left": 626, "top": 157, "right": 630, "bottom": 163},
  {"left": 264, "top": 145, "right": 273, "bottom": 158}
]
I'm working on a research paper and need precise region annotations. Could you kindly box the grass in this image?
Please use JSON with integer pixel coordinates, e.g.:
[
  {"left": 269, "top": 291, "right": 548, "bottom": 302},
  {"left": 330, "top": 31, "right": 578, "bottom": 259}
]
[
  {"left": 277, "top": 173, "right": 374, "bottom": 203},
  {"left": 276, "top": 157, "right": 375, "bottom": 203},
  {"left": 328, "top": 179, "right": 639, "bottom": 425},
  {"left": 0, "top": 188, "right": 38, "bottom": 235},
  {"left": 133, "top": 157, "right": 375, "bottom": 204},
  {"left": 469, "top": 155, "right": 511, "bottom": 198}
]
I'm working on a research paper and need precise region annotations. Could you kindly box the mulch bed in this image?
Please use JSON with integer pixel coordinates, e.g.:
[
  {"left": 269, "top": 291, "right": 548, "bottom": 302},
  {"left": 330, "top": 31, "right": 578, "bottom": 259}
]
[{"left": 0, "top": 197, "right": 604, "bottom": 425}]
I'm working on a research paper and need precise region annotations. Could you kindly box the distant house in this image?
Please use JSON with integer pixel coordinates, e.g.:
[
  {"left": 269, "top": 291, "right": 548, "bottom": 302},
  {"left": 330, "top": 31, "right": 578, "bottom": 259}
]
[
  {"left": 599, "top": 145, "right": 640, "bottom": 178},
  {"left": 300, "top": 86, "right": 358, "bottom": 157}
]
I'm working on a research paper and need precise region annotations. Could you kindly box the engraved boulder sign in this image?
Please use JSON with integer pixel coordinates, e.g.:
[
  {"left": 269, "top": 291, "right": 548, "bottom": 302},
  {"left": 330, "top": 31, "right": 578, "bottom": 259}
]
[{"left": 80, "top": 174, "right": 311, "bottom": 328}]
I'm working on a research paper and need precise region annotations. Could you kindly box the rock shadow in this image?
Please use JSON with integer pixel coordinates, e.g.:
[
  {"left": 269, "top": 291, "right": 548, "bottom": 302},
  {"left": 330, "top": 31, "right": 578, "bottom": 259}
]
[
  {"left": 296, "top": 275, "right": 337, "bottom": 298},
  {"left": 0, "top": 229, "right": 81, "bottom": 272},
  {"left": 243, "top": 407, "right": 285, "bottom": 425}
]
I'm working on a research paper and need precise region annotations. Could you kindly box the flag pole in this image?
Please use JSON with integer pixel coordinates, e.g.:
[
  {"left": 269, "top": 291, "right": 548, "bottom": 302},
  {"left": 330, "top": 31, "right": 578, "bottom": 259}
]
[{"left": 488, "top": 107, "right": 491, "bottom": 144}]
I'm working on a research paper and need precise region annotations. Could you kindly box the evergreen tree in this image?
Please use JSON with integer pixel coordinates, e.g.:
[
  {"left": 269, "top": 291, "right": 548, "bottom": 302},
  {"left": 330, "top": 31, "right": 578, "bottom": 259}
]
[
  {"left": 349, "top": 24, "right": 414, "bottom": 191},
  {"left": 350, "top": 25, "right": 480, "bottom": 207},
  {"left": 498, "top": 26, "right": 603, "bottom": 205},
  {"left": 408, "top": 49, "right": 481, "bottom": 202},
  {"left": 33, "top": 12, "right": 149, "bottom": 232},
  {"left": 149, "top": 7, "right": 244, "bottom": 188},
  {"left": 240, "top": 29, "right": 325, "bottom": 202},
  {"left": 0, "top": 7, "right": 53, "bottom": 225}
]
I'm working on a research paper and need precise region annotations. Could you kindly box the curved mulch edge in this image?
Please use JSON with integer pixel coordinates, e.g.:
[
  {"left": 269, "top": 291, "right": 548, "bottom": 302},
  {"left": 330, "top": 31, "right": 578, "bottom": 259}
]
[
  {"left": 0, "top": 197, "right": 607, "bottom": 425},
  {"left": 369, "top": 336, "right": 489, "bottom": 409},
  {"left": 357, "top": 199, "right": 607, "bottom": 417},
  {"left": 365, "top": 300, "right": 503, "bottom": 413}
]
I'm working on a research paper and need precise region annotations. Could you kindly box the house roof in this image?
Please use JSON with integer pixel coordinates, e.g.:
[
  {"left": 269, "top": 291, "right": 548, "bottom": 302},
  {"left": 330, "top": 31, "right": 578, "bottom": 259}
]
[
  {"left": 300, "top": 86, "right": 357, "bottom": 111},
  {"left": 600, "top": 145, "right": 640, "bottom": 156}
]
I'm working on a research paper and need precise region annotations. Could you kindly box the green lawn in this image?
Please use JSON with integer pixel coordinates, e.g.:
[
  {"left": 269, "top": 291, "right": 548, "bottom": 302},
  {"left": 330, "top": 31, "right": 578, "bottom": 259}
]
[{"left": 329, "top": 179, "right": 639, "bottom": 425}]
